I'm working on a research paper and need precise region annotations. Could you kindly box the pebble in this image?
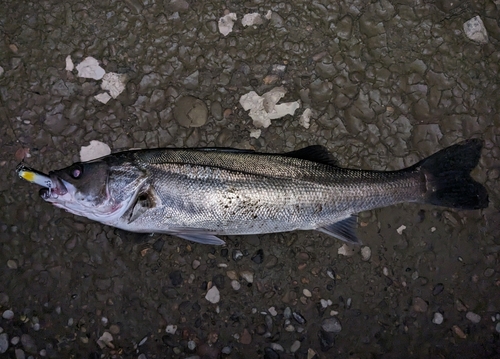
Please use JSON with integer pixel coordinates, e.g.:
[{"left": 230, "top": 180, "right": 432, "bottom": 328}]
[
  {"left": 2, "top": 310, "right": 14, "bottom": 320},
  {"left": 321, "top": 317, "right": 342, "bottom": 333},
  {"left": 413, "top": 297, "right": 428, "bottom": 313},
  {"left": 432, "top": 312, "right": 444, "bottom": 325},
  {"left": 290, "top": 340, "right": 301, "bottom": 353},
  {"left": 187, "top": 340, "right": 196, "bottom": 350},
  {"left": 21, "top": 334, "right": 37, "bottom": 354},
  {"left": 192, "top": 260, "right": 200, "bottom": 270},
  {"left": 264, "top": 347, "right": 279, "bottom": 359},
  {"left": 284, "top": 307, "right": 292, "bottom": 319},
  {"left": 165, "top": 325, "right": 177, "bottom": 334},
  {"left": 303, "top": 289, "right": 312, "bottom": 297},
  {"left": 15, "top": 348, "right": 25, "bottom": 359},
  {"left": 292, "top": 312, "right": 306, "bottom": 324},
  {"left": 231, "top": 280, "right": 241, "bottom": 290},
  {"left": 268, "top": 307, "right": 277, "bottom": 316},
  {"left": 463, "top": 16, "right": 489, "bottom": 44},
  {"left": 240, "top": 329, "right": 252, "bottom": 345},
  {"left": 285, "top": 324, "right": 295, "bottom": 332},
  {"left": 173, "top": 96, "right": 208, "bottom": 128},
  {"left": 205, "top": 286, "right": 220, "bottom": 304},
  {"left": 396, "top": 225, "right": 406, "bottom": 234},
  {"left": 251, "top": 249, "right": 264, "bottom": 264},
  {"left": 270, "top": 343, "right": 284, "bottom": 351},
  {"left": 232, "top": 250, "right": 243, "bottom": 261},
  {"left": 338, "top": 244, "right": 356, "bottom": 256},
  {"left": 109, "top": 324, "right": 120, "bottom": 335},
  {"left": 452, "top": 325, "right": 467, "bottom": 339},
  {"left": 432, "top": 283, "right": 444, "bottom": 296},
  {"left": 360, "top": 246, "right": 371, "bottom": 261},
  {"left": 496, "top": 323, "right": 500, "bottom": 333},
  {"left": 455, "top": 299, "right": 468, "bottom": 312},
  {"left": 137, "top": 354, "right": 147, "bottom": 359},
  {"left": 0, "top": 333, "right": 8, "bottom": 353},
  {"left": 222, "top": 346, "right": 232, "bottom": 354},
  {"left": 11, "top": 336, "right": 19, "bottom": 345},
  {"left": 7, "top": 259, "right": 17, "bottom": 269},
  {"left": 240, "top": 271, "right": 254, "bottom": 283},
  {"left": 466, "top": 311, "right": 481, "bottom": 323}
]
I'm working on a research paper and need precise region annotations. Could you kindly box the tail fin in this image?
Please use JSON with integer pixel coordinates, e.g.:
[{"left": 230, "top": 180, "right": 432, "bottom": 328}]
[{"left": 416, "top": 139, "right": 488, "bottom": 210}]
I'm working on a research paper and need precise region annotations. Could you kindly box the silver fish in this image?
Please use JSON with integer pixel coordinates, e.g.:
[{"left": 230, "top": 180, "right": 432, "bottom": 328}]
[{"left": 17, "top": 139, "right": 488, "bottom": 245}]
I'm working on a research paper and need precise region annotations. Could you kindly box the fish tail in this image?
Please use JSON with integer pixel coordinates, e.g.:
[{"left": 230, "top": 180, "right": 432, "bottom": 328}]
[{"left": 414, "top": 139, "right": 488, "bottom": 210}]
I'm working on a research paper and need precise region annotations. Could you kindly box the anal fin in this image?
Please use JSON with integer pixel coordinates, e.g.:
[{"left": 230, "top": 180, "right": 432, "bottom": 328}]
[{"left": 316, "top": 215, "right": 361, "bottom": 244}]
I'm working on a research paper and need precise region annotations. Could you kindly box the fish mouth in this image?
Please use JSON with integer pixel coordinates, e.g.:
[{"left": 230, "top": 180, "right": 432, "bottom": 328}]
[{"left": 39, "top": 173, "right": 69, "bottom": 200}]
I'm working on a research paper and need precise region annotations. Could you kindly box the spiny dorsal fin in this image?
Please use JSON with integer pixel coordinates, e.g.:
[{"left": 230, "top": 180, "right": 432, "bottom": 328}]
[{"left": 284, "top": 145, "right": 338, "bottom": 166}]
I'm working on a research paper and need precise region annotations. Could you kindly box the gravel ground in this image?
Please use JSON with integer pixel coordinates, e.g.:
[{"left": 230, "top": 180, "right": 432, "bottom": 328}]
[{"left": 1, "top": 0, "right": 500, "bottom": 358}]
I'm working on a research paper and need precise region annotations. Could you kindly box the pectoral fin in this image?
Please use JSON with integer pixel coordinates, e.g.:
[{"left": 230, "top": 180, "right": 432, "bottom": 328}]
[
  {"left": 316, "top": 215, "right": 361, "bottom": 244},
  {"left": 174, "top": 233, "right": 226, "bottom": 245}
]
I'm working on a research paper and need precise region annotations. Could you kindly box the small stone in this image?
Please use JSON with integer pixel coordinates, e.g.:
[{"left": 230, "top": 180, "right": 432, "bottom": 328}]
[
  {"left": 0, "top": 333, "right": 8, "bottom": 353},
  {"left": 231, "top": 280, "right": 241, "bottom": 290},
  {"left": 496, "top": 322, "right": 500, "bottom": 333},
  {"left": 226, "top": 270, "right": 238, "bottom": 280},
  {"left": 432, "top": 312, "right": 444, "bottom": 325},
  {"left": 466, "top": 311, "right": 481, "bottom": 323},
  {"left": 21, "top": 334, "right": 37, "bottom": 354},
  {"left": 432, "top": 283, "right": 444, "bottom": 296},
  {"left": 187, "top": 340, "right": 196, "bottom": 350},
  {"left": 264, "top": 347, "right": 279, "bottom": 359},
  {"left": 284, "top": 307, "right": 292, "bottom": 319},
  {"left": 251, "top": 249, "right": 264, "bottom": 264},
  {"left": 307, "top": 348, "right": 318, "bottom": 359},
  {"left": 284, "top": 324, "right": 295, "bottom": 332},
  {"left": 338, "top": 244, "right": 356, "bottom": 256},
  {"left": 173, "top": 96, "right": 208, "bottom": 128},
  {"left": 39, "top": 349, "right": 46, "bottom": 356},
  {"left": 239, "top": 329, "right": 252, "bottom": 345},
  {"left": 242, "top": 13, "right": 263, "bottom": 27},
  {"left": 232, "top": 250, "right": 243, "bottom": 261},
  {"left": 484, "top": 268, "right": 495, "bottom": 277},
  {"left": 222, "top": 346, "right": 232, "bottom": 354},
  {"left": 463, "top": 16, "right": 488, "bottom": 44},
  {"left": 0, "top": 66, "right": 4, "bottom": 77},
  {"left": 413, "top": 297, "right": 428, "bottom": 313},
  {"left": 191, "top": 259, "right": 200, "bottom": 270},
  {"left": 101, "top": 72, "right": 127, "bottom": 99},
  {"left": 94, "top": 93, "right": 112, "bottom": 104},
  {"left": 303, "top": 289, "right": 312, "bottom": 297},
  {"left": 101, "top": 317, "right": 108, "bottom": 326},
  {"left": 109, "top": 324, "right": 120, "bottom": 335},
  {"left": 240, "top": 271, "right": 254, "bottom": 283},
  {"left": 205, "top": 286, "right": 220, "bottom": 304},
  {"left": 270, "top": 343, "right": 284, "bottom": 351},
  {"left": 65, "top": 55, "right": 74, "bottom": 71},
  {"left": 360, "top": 246, "right": 371, "bottom": 261},
  {"left": 80, "top": 140, "right": 111, "bottom": 162},
  {"left": 292, "top": 312, "right": 306, "bottom": 325},
  {"left": 15, "top": 348, "right": 25, "bottom": 359},
  {"left": 97, "top": 332, "right": 113, "bottom": 349},
  {"left": 268, "top": 307, "right": 277, "bottom": 316},
  {"left": 7, "top": 260, "right": 17, "bottom": 269},
  {"left": 452, "top": 325, "right": 467, "bottom": 339},
  {"left": 165, "top": 325, "right": 177, "bottom": 334},
  {"left": 396, "top": 225, "right": 406, "bottom": 234},
  {"left": 321, "top": 317, "right": 342, "bottom": 333},
  {"left": 137, "top": 355, "right": 146, "bottom": 359},
  {"left": 2, "top": 310, "right": 14, "bottom": 320},
  {"left": 290, "top": 340, "right": 301, "bottom": 353},
  {"left": 455, "top": 299, "right": 468, "bottom": 312},
  {"left": 11, "top": 336, "right": 19, "bottom": 345},
  {"left": 218, "top": 13, "right": 237, "bottom": 36}
]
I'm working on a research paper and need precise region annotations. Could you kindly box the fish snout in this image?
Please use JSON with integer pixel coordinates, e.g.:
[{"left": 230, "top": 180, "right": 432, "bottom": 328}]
[{"left": 39, "top": 174, "right": 68, "bottom": 200}]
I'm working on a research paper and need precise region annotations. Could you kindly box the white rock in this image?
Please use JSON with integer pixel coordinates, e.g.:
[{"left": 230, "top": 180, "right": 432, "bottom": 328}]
[
  {"left": 338, "top": 243, "right": 355, "bottom": 256},
  {"left": 205, "top": 286, "right": 220, "bottom": 304},
  {"left": 97, "top": 332, "right": 113, "bottom": 349},
  {"left": 240, "top": 270, "right": 254, "bottom": 283},
  {"left": 361, "top": 246, "right": 371, "bottom": 261},
  {"left": 265, "top": 10, "right": 272, "bottom": 20},
  {"left": 94, "top": 92, "right": 112, "bottom": 104},
  {"left": 303, "top": 289, "right": 312, "bottom": 297},
  {"left": 65, "top": 55, "right": 74, "bottom": 71},
  {"left": 432, "top": 312, "right": 444, "bottom": 325},
  {"left": 80, "top": 140, "right": 111, "bottom": 162},
  {"left": 463, "top": 16, "right": 488, "bottom": 44},
  {"left": 320, "top": 299, "right": 329, "bottom": 308},
  {"left": 76, "top": 57, "right": 105, "bottom": 80},
  {"left": 231, "top": 280, "right": 241, "bottom": 291},
  {"left": 101, "top": 72, "right": 127, "bottom": 98},
  {"left": 0, "top": 333, "right": 7, "bottom": 354},
  {"left": 268, "top": 307, "right": 277, "bottom": 316},
  {"left": 242, "top": 13, "right": 263, "bottom": 27},
  {"left": 165, "top": 324, "right": 177, "bottom": 334},
  {"left": 239, "top": 87, "right": 300, "bottom": 128},
  {"left": 218, "top": 13, "right": 237, "bottom": 36},
  {"left": 397, "top": 224, "right": 406, "bottom": 235},
  {"left": 466, "top": 311, "right": 481, "bottom": 323},
  {"left": 299, "top": 108, "right": 312, "bottom": 129},
  {"left": 0, "top": 66, "right": 5, "bottom": 76},
  {"left": 249, "top": 129, "right": 261, "bottom": 139}
]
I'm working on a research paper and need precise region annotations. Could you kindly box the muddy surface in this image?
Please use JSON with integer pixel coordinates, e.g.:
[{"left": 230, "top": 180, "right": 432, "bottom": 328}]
[{"left": 1, "top": 0, "right": 500, "bottom": 358}]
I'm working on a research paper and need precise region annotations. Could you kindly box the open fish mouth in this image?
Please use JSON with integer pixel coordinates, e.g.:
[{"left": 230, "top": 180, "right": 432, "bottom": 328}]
[{"left": 16, "top": 164, "right": 68, "bottom": 200}]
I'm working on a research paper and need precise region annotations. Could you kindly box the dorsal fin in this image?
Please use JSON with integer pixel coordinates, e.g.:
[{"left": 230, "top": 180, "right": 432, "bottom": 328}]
[{"left": 284, "top": 145, "right": 338, "bottom": 166}]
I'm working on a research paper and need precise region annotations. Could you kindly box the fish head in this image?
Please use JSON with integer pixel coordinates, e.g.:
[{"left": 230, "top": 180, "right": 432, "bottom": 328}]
[{"left": 40, "top": 158, "right": 147, "bottom": 223}]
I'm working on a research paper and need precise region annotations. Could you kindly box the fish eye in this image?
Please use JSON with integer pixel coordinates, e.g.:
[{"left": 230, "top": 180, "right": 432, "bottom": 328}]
[{"left": 70, "top": 165, "right": 83, "bottom": 179}]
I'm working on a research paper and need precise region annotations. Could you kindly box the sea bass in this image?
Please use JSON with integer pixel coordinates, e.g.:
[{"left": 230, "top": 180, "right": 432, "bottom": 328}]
[{"left": 17, "top": 139, "right": 488, "bottom": 245}]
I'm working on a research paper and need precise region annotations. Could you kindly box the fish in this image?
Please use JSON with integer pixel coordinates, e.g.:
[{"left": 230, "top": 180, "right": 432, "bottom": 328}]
[{"left": 16, "top": 139, "right": 488, "bottom": 245}]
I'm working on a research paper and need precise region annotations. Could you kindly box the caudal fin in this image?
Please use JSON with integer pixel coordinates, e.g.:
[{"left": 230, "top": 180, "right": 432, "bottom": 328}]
[{"left": 416, "top": 139, "right": 488, "bottom": 210}]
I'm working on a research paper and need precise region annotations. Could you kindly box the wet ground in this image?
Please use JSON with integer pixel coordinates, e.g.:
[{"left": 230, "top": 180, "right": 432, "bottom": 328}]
[{"left": 1, "top": 0, "right": 500, "bottom": 358}]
